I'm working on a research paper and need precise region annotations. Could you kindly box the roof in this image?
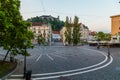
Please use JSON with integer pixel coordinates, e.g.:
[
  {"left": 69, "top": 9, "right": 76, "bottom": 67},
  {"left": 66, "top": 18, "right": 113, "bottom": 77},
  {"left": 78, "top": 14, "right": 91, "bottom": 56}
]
[
  {"left": 110, "top": 14, "right": 120, "bottom": 18},
  {"left": 52, "top": 31, "right": 60, "bottom": 34},
  {"left": 90, "top": 31, "right": 96, "bottom": 36},
  {"left": 81, "top": 24, "right": 89, "bottom": 29},
  {"left": 83, "top": 25, "right": 88, "bottom": 29}
]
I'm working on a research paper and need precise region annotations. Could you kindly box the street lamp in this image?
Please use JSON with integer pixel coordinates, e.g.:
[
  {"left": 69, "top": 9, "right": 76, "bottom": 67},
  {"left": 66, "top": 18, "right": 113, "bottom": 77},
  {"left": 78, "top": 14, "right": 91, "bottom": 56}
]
[
  {"left": 107, "top": 41, "right": 110, "bottom": 58},
  {"left": 23, "top": 40, "right": 27, "bottom": 78},
  {"left": 48, "top": 23, "right": 52, "bottom": 46}
]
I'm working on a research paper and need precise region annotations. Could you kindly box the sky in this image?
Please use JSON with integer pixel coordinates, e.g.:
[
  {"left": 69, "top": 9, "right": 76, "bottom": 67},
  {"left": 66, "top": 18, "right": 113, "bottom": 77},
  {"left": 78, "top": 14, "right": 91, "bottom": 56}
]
[{"left": 20, "top": 0, "right": 120, "bottom": 33}]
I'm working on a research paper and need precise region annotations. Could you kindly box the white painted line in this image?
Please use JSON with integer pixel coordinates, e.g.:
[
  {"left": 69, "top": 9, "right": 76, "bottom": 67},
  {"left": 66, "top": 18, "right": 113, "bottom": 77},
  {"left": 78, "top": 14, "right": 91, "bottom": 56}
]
[
  {"left": 11, "top": 48, "right": 107, "bottom": 77},
  {"left": 36, "top": 54, "right": 42, "bottom": 62},
  {"left": 32, "top": 53, "right": 107, "bottom": 76},
  {"left": 46, "top": 54, "right": 54, "bottom": 61},
  {"left": 31, "top": 48, "right": 107, "bottom": 76},
  {"left": 10, "top": 48, "right": 113, "bottom": 80},
  {"left": 5, "top": 79, "right": 25, "bottom": 80},
  {"left": 33, "top": 56, "right": 113, "bottom": 80}
]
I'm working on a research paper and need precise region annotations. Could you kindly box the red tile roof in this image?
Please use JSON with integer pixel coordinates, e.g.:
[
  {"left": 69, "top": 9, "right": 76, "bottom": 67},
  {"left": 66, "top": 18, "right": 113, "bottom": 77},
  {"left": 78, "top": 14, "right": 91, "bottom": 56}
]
[{"left": 52, "top": 31, "right": 60, "bottom": 34}]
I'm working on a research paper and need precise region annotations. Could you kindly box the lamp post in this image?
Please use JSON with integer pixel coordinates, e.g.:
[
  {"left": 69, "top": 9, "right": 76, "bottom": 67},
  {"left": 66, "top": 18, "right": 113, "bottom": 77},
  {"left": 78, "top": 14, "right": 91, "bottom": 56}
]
[
  {"left": 48, "top": 23, "right": 51, "bottom": 46},
  {"left": 107, "top": 41, "right": 110, "bottom": 58},
  {"left": 23, "top": 40, "right": 27, "bottom": 78},
  {"left": 43, "top": 28, "right": 46, "bottom": 45}
]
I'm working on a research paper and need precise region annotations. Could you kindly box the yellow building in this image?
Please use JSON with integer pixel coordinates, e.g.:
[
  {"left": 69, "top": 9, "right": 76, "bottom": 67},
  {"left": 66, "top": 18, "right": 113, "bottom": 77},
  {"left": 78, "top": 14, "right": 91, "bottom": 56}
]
[
  {"left": 29, "top": 22, "right": 52, "bottom": 42},
  {"left": 110, "top": 15, "right": 120, "bottom": 36},
  {"left": 110, "top": 15, "right": 120, "bottom": 43}
]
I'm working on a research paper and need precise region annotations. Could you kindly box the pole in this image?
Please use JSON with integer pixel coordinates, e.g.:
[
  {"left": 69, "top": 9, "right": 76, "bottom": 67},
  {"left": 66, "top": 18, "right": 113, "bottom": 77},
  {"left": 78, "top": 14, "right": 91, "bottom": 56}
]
[
  {"left": 44, "top": 26, "right": 46, "bottom": 45},
  {"left": 49, "top": 23, "right": 51, "bottom": 46},
  {"left": 23, "top": 46, "right": 26, "bottom": 78},
  {"left": 107, "top": 42, "right": 110, "bottom": 58}
]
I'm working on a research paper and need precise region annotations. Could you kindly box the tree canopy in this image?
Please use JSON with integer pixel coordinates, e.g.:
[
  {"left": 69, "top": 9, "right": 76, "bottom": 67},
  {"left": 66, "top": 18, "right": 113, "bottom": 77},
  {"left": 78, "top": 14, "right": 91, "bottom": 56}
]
[
  {"left": 37, "top": 34, "right": 45, "bottom": 45},
  {"left": 64, "top": 16, "right": 81, "bottom": 46},
  {"left": 27, "top": 16, "right": 64, "bottom": 31},
  {"left": 64, "top": 17, "right": 72, "bottom": 45},
  {"left": 95, "top": 32, "right": 111, "bottom": 41},
  {"left": 0, "top": 0, "right": 34, "bottom": 62},
  {"left": 72, "top": 16, "right": 81, "bottom": 45}
]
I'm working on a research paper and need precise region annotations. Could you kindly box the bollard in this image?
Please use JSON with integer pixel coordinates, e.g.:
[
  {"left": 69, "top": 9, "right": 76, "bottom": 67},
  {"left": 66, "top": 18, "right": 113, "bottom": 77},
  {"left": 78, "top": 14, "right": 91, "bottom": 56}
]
[
  {"left": 25, "top": 70, "right": 32, "bottom": 80},
  {"left": 10, "top": 56, "right": 14, "bottom": 62}
]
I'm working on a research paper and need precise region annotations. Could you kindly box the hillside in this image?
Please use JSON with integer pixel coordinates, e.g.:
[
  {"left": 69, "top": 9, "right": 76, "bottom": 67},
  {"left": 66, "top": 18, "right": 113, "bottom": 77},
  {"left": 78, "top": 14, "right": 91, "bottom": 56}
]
[{"left": 27, "top": 15, "right": 64, "bottom": 31}]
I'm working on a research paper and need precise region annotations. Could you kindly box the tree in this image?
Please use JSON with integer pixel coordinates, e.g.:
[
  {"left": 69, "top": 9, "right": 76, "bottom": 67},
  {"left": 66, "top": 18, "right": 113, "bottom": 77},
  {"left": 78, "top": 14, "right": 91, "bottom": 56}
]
[
  {"left": 64, "top": 17, "right": 72, "bottom": 45},
  {"left": 27, "top": 16, "right": 64, "bottom": 31},
  {"left": 95, "top": 32, "right": 106, "bottom": 41},
  {"left": 0, "top": 0, "right": 34, "bottom": 62},
  {"left": 105, "top": 33, "right": 111, "bottom": 41},
  {"left": 37, "top": 34, "right": 45, "bottom": 45},
  {"left": 72, "top": 16, "right": 81, "bottom": 45}
]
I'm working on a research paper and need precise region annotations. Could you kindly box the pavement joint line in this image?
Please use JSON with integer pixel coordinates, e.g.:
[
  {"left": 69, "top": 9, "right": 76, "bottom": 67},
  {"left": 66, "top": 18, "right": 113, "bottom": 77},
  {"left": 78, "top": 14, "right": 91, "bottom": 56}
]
[
  {"left": 46, "top": 54, "right": 54, "bottom": 61},
  {"left": 32, "top": 50, "right": 107, "bottom": 76},
  {"left": 51, "top": 54, "right": 67, "bottom": 60},
  {"left": 80, "top": 47, "right": 107, "bottom": 57},
  {"left": 36, "top": 54, "right": 42, "bottom": 62},
  {"left": 32, "top": 56, "right": 113, "bottom": 80},
  {"left": 11, "top": 48, "right": 108, "bottom": 77}
]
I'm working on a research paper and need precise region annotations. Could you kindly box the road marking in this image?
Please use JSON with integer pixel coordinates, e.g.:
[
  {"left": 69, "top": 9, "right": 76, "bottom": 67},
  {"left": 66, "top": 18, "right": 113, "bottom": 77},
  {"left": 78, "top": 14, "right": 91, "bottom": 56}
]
[
  {"left": 5, "top": 79, "right": 22, "bottom": 80},
  {"left": 36, "top": 54, "right": 42, "bottom": 62},
  {"left": 11, "top": 48, "right": 108, "bottom": 77},
  {"left": 32, "top": 56, "right": 113, "bottom": 80},
  {"left": 46, "top": 54, "right": 54, "bottom": 61},
  {"left": 32, "top": 52, "right": 107, "bottom": 76},
  {"left": 10, "top": 48, "right": 113, "bottom": 80}
]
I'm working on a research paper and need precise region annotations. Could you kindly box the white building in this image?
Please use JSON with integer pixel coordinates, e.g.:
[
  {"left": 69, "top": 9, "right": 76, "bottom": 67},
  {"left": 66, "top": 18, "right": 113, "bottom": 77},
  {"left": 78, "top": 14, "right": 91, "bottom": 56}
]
[
  {"left": 80, "top": 24, "right": 89, "bottom": 41},
  {"left": 60, "top": 23, "right": 89, "bottom": 45}
]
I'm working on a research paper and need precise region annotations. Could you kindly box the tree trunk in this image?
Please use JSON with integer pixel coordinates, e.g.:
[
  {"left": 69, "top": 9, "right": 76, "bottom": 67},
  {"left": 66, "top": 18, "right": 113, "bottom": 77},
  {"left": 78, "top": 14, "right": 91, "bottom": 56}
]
[{"left": 2, "top": 47, "right": 12, "bottom": 62}]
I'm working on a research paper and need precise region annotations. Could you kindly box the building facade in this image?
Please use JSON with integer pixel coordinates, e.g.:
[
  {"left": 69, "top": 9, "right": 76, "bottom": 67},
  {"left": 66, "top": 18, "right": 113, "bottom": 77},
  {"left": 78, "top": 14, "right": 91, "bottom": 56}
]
[
  {"left": 80, "top": 24, "right": 89, "bottom": 41},
  {"left": 60, "top": 27, "right": 67, "bottom": 44},
  {"left": 110, "top": 15, "right": 120, "bottom": 42},
  {"left": 110, "top": 15, "right": 120, "bottom": 36},
  {"left": 60, "top": 23, "right": 89, "bottom": 45},
  {"left": 52, "top": 31, "right": 61, "bottom": 41},
  {"left": 29, "top": 22, "right": 52, "bottom": 43}
]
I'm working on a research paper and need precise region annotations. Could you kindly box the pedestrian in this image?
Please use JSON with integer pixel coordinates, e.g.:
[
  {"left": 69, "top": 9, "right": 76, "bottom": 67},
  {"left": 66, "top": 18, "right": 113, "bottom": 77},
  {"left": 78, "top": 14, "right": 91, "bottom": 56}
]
[
  {"left": 97, "top": 42, "right": 100, "bottom": 49},
  {"left": 107, "top": 44, "right": 110, "bottom": 58}
]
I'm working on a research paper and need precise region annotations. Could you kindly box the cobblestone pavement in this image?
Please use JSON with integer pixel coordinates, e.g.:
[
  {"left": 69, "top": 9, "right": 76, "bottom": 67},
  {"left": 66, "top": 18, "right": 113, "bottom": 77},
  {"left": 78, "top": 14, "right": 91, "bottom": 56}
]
[
  {"left": 1, "top": 42, "right": 120, "bottom": 80},
  {"left": 69, "top": 45, "right": 120, "bottom": 80}
]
